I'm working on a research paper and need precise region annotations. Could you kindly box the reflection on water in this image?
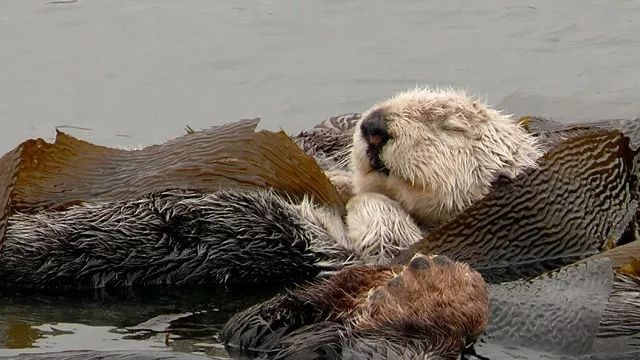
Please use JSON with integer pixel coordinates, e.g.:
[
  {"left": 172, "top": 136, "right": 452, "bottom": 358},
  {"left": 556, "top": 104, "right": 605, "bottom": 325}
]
[
  {"left": 0, "top": 286, "right": 279, "bottom": 357},
  {"left": 3, "top": 321, "right": 40, "bottom": 349}
]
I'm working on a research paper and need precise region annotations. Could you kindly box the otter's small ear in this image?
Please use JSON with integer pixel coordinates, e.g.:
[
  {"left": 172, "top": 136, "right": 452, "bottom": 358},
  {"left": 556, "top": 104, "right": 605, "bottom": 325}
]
[{"left": 441, "top": 116, "right": 469, "bottom": 134}]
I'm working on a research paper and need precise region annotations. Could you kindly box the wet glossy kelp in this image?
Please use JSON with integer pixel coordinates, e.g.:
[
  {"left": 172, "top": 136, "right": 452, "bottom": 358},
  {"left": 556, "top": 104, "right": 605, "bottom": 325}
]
[
  {"left": 393, "top": 130, "right": 639, "bottom": 282},
  {"left": 465, "top": 255, "right": 640, "bottom": 360},
  {"left": 0, "top": 119, "right": 344, "bottom": 249}
]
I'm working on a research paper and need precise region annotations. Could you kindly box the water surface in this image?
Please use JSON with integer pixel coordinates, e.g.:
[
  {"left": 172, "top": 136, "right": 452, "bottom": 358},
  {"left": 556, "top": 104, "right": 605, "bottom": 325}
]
[
  {"left": 1, "top": 0, "right": 639, "bottom": 154},
  {"left": 0, "top": 286, "right": 278, "bottom": 357}
]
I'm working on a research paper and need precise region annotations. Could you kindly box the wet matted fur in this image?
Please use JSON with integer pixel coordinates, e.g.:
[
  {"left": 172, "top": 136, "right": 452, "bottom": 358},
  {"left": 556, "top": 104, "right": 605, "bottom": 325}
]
[{"left": 0, "top": 189, "right": 353, "bottom": 288}]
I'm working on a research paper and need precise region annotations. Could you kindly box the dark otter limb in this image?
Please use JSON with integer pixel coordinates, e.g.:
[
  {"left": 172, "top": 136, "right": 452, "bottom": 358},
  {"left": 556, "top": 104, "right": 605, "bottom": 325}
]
[
  {"left": 0, "top": 189, "right": 351, "bottom": 289},
  {"left": 221, "top": 254, "right": 489, "bottom": 359},
  {"left": 247, "top": 322, "right": 345, "bottom": 360},
  {"left": 220, "top": 265, "right": 394, "bottom": 354}
]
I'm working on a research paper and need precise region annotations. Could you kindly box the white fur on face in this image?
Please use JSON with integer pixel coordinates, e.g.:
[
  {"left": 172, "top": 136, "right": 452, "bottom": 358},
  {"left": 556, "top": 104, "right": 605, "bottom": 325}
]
[{"left": 351, "top": 86, "right": 543, "bottom": 227}]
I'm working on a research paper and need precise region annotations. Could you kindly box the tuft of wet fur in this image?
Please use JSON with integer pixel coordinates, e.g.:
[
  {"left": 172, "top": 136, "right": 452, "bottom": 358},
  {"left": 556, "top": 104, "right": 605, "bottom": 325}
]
[
  {"left": 597, "top": 273, "right": 640, "bottom": 341},
  {"left": 351, "top": 86, "right": 543, "bottom": 227},
  {"left": 221, "top": 254, "right": 490, "bottom": 359},
  {"left": 292, "top": 112, "right": 361, "bottom": 172}
]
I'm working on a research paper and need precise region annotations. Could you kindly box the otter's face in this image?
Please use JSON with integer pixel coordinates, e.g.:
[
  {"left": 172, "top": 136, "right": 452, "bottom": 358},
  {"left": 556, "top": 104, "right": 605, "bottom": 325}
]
[{"left": 351, "top": 87, "right": 541, "bottom": 227}]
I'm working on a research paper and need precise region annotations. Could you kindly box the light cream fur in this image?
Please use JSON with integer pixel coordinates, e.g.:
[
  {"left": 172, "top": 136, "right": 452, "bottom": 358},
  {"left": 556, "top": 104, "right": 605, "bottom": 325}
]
[
  {"left": 350, "top": 86, "right": 543, "bottom": 228},
  {"left": 345, "top": 192, "right": 424, "bottom": 264}
]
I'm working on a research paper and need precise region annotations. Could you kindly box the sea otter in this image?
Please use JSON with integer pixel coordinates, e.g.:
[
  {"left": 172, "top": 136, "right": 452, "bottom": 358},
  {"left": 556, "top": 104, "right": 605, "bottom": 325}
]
[
  {"left": 293, "top": 87, "right": 547, "bottom": 262},
  {"left": 0, "top": 89, "right": 639, "bottom": 359},
  {"left": 0, "top": 87, "right": 635, "bottom": 287}
]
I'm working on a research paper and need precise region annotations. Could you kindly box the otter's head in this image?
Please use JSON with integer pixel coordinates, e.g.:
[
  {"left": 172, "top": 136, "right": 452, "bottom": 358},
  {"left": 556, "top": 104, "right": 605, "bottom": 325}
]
[{"left": 351, "top": 87, "right": 542, "bottom": 227}]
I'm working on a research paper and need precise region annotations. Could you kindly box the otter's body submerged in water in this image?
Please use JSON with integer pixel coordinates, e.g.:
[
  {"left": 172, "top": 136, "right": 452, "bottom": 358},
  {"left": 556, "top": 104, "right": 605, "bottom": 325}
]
[{"left": 1, "top": 87, "right": 639, "bottom": 359}]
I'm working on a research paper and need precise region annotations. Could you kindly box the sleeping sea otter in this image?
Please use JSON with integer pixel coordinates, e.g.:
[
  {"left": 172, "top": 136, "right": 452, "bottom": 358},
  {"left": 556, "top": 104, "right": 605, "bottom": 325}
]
[{"left": 0, "top": 87, "right": 634, "bottom": 287}]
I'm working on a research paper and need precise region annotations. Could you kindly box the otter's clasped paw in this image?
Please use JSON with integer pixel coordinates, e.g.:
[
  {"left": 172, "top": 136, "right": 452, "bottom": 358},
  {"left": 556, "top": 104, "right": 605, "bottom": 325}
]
[{"left": 357, "top": 253, "right": 490, "bottom": 352}]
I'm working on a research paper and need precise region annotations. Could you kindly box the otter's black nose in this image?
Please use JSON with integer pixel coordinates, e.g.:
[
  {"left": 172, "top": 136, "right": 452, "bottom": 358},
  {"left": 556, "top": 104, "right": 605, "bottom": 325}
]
[{"left": 360, "top": 112, "right": 389, "bottom": 146}]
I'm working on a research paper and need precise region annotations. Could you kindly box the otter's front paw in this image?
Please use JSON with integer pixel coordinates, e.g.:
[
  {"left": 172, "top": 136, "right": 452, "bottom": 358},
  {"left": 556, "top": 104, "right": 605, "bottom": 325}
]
[
  {"left": 346, "top": 192, "right": 423, "bottom": 263},
  {"left": 355, "top": 254, "right": 489, "bottom": 349}
]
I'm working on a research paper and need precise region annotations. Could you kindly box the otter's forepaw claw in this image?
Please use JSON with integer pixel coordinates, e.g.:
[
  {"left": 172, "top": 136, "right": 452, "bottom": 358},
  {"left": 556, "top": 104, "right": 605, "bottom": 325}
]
[{"left": 408, "top": 255, "right": 431, "bottom": 270}]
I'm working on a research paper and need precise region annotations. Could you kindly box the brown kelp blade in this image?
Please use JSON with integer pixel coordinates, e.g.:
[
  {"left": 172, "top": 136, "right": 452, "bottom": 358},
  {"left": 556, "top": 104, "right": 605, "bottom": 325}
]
[
  {"left": 476, "top": 258, "right": 614, "bottom": 358},
  {"left": 392, "top": 130, "right": 638, "bottom": 282},
  {"left": 587, "top": 240, "right": 640, "bottom": 271},
  {"left": 0, "top": 118, "right": 344, "bottom": 248}
]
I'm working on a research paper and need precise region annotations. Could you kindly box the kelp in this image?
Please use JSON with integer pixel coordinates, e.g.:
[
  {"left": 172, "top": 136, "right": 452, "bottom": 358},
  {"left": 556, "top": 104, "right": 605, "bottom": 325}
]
[
  {"left": 520, "top": 115, "right": 640, "bottom": 150},
  {"left": 587, "top": 240, "right": 640, "bottom": 271},
  {"left": 0, "top": 119, "right": 344, "bottom": 248},
  {"left": 465, "top": 249, "right": 640, "bottom": 360},
  {"left": 474, "top": 258, "right": 614, "bottom": 358},
  {"left": 393, "top": 130, "right": 639, "bottom": 282}
]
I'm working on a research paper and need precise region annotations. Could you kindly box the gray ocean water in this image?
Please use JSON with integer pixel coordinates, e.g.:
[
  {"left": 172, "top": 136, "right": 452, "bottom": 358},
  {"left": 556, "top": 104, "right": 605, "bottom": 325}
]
[
  {"left": 1, "top": 0, "right": 639, "bottom": 357},
  {"left": 2, "top": 0, "right": 640, "bottom": 155}
]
